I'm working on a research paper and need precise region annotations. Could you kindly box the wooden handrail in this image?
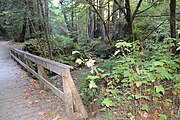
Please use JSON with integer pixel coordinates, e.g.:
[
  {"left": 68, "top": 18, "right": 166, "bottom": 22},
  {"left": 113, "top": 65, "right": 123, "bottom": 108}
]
[{"left": 10, "top": 48, "right": 88, "bottom": 120}]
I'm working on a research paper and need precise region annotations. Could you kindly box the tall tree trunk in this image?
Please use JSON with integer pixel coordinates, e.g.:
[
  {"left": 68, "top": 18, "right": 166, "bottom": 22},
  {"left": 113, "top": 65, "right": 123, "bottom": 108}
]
[
  {"left": 16, "top": 17, "right": 27, "bottom": 42},
  {"left": 44, "top": 0, "right": 52, "bottom": 59},
  {"left": 99, "top": 0, "right": 106, "bottom": 44},
  {"left": 107, "top": 1, "right": 110, "bottom": 34},
  {"left": 60, "top": 1, "right": 72, "bottom": 33},
  {"left": 125, "top": 0, "right": 134, "bottom": 41},
  {"left": 71, "top": 0, "right": 74, "bottom": 30},
  {"left": 86, "top": 3, "right": 90, "bottom": 39},
  {"left": 0, "top": 25, "right": 9, "bottom": 41},
  {"left": 112, "top": 0, "right": 118, "bottom": 40},
  {"left": 90, "top": 0, "right": 95, "bottom": 39},
  {"left": 170, "top": 0, "right": 176, "bottom": 38},
  {"left": 118, "top": 0, "right": 124, "bottom": 38},
  {"left": 27, "top": 0, "right": 35, "bottom": 39}
]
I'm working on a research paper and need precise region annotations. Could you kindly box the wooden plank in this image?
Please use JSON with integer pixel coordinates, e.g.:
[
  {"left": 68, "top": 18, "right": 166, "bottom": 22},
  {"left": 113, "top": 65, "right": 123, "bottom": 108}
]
[
  {"left": 65, "top": 71, "right": 88, "bottom": 118},
  {"left": 62, "top": 76, "right": 74, "bottom": 120},
  {"left": 11, "top": 53, "right": 65, "bottom": 100},
  {"left": 37, "top": 64, "right": 48, "bottom": 80},
  {"left": 11, "top": 48, "right": 73, "bottom": 77}
]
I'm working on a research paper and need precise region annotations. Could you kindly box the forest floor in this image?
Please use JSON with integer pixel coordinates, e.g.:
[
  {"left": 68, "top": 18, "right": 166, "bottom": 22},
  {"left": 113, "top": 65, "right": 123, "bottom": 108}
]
[{"left": 0, "top": 41, "right": 66, "bottom": 120}]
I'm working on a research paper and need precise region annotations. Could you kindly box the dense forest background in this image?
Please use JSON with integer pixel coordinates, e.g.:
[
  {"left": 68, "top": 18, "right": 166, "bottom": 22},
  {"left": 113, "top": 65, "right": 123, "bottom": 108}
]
[{"left": 0, "top": 0, "right": 180, "bottom": 119}]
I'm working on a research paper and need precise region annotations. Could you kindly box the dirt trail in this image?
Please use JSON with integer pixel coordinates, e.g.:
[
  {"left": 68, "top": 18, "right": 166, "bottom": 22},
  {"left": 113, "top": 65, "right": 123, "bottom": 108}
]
[{"left": 0, "top": 41, "right": 65, "bottom": 120}]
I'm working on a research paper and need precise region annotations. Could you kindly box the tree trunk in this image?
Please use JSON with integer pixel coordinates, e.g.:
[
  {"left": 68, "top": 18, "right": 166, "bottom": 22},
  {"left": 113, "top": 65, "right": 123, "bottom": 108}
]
[
  {"left": 118, "top": 0, "right": 124, "bottom": 38},
  {"left": 170, "top": 0, "right": 176, "bottom": 38},
  {"left": 125, "top": 0, "right": 134, "bottom": 41},
  {"left": 99, "top": 0, "right": 106, "bottom": 44},
  {"left": 60, "top": 1, "right": 72, "bottom": 33},
  {"left": 107, "top": 1, "right": 110, "bottom": 34},
  {"left": 0, "top": 25, "right": 9, "bottom": 41},
  {"left": 44, "top": 0, "right": 52, "bottom": 59},
  {"left": 112, "top": 0, "right": 118, "bottom": 40},
  {"left": 16, "top": 17, "right": 27, "bottom": 42},
  {"left": 86, "top": 3, "right": 90, "bottom": 39},
  {"left": 90, "top": 0, "right": 95, "bottom": 39}
]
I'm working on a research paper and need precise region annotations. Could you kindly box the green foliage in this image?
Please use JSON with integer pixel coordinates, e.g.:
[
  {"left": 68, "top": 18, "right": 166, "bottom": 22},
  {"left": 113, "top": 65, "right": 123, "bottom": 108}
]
[
  {"left": 78, "top": 38, "right": 180, "bottom": 119},
  {"left": 158, "top": 114, "right": 167, "bottom": 120}
]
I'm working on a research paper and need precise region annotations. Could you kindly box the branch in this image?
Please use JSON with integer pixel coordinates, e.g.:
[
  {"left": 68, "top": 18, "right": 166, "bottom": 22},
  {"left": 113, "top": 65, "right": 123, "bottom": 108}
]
[
  {"left": 143, "top": 20, "right": 167, "bottom": 40},
  {"left": 135, "top": 14, "right": 169, "bottom": 17},
  {"left": 114, "top": 0, "right": 126, "bottom": 15},
  {"left": 132, "top": 0, "right": 143, "bottom": 19},
  {"left": 136, "top": 0, "right": 160, "bottom": 15}
]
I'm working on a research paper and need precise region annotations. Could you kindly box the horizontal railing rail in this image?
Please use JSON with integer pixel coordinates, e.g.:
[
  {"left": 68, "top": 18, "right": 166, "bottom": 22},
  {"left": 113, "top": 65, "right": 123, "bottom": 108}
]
[{"left": 10, "top": 48, "right": 88, "bottom": 120}]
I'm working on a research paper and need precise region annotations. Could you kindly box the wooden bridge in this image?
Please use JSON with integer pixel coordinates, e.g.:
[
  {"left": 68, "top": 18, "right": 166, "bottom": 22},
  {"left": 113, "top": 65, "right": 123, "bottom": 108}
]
[{"left": 0, "top": 41, "right": 88, "bottom": 120}]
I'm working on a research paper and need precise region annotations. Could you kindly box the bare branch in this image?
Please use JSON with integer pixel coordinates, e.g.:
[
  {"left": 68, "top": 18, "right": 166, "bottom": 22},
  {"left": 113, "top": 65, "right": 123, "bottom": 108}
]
[
  {"left": 132, "top": 0, "right": 143, "bottom": 19},
  {"left": 136, "top": 0, "right": 160, "bottom": 15}
]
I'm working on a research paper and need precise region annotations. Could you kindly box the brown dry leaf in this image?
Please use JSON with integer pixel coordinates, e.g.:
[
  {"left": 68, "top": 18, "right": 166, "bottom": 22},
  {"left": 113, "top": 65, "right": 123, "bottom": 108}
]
[
  {"left": 172, "top": 90, "right": 177, "bottom": 95},
  {"left": 38, "top": 111, "right": 46, "bottom": 115},
  {"left": 153, "top": 110, "right": 158, "bottom": 120},
  {"left": 170, "top": 110, "right": 174, "bottom": 116},
  {"left": 34, "top": 84, "right": 41, "bottom": 88},
  {"left": 135, "top": 66, "right": 140, "bottom": 75},
  {"left": 24, "top": 112, "right": 30, "bottom": 115},
  {"left": 31, "top": 79, "right": 37, "bottom": 82},
  {"left": 141, "top": 112, "right": 149, "bottom": 118},
  {"left": 34, "top": 100, "right": 39, "bottom": 103},
  {"left": 39, "top": 90, "right": 44, "bottom": 94},
  {"left": 163, "top": 102, "right": 172, "bottom": 107},
  {"left": 59, "top": 116, "right": 66, "bottom": 120},
  {"left": 101, "top": 87, "right": 106, "bottom": 93}
]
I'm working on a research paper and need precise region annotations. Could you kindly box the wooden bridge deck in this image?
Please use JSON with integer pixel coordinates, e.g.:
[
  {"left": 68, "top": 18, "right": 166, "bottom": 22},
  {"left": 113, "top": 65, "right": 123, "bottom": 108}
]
[{"left": 0, "top": 42, "right": 65, "bottom": 120}]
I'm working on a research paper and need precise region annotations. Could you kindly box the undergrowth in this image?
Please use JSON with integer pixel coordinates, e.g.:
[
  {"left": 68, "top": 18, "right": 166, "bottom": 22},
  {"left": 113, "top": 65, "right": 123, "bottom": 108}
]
[{"left": 78, "top": 38, "right": 180, "bottom": 120}]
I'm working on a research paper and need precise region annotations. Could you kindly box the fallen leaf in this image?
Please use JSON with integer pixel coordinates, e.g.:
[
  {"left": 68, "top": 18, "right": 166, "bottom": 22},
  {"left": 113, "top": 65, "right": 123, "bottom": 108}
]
[
  {"left": 135, "top": 66, "right": 140, "bottom": 75},
  {"left": 38, "top": 111, "right": 46, "bottom": 115},
  {"left": 142, "top": 112, "right": 149, "bottom": 118}
]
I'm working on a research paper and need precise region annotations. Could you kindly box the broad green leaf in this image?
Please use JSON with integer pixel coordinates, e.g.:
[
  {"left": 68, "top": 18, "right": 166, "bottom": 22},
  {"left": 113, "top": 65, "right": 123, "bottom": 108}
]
[
  {"left": 123, "top": 71, "right": 131, "bottom": 77},
  {"left": 158, "top": 114, "right": 167, "bottom": 120},
  {"left": 134, "top": 94, "right": 142, "bottom": 99},
  {"left": 87, "top": 75, "right": 100, "bottom": 80},
  {"left": 114, "top": 50, "right": 120, "bottom": 56},
  {"left": 115, "top": 41, "right": 132, "bottom": 48},
  {"left": 135, "top": 81, "right": 142, "bottom": 87},
  {"left": 155, "top": 85, "right": 165, "bottom": 94},
  {"left": 101, "top": 98, "right": 113, "bottom": 107},
  {"left": 164, "top": 99, "right": 172, "bottom": 103},
  {"left": 86, "top": 59, "right": 95, "bottom": 67},
  {"left": 141, "top": 104, "right": 149, "bottom": 112},
  {"left": 107, "top": 89, "right": 117, "bottom": 95},
  {"left": 159, "top": 70, "right": 172, "bottom": 80},
  {"left": 153, "top": 61, "right": 164, "bottom": 67},
  {"left": 75, "top": 58, "right": 84, "bottom": 64},
  {"left": 72, "top": 51, "right": 80, "bottom": 54},
  {"left": 89, "top": 81, "right": 97, "bottom": 89},
  {"left": 134, "top": 94, "right": 150, "bottom": 100}
]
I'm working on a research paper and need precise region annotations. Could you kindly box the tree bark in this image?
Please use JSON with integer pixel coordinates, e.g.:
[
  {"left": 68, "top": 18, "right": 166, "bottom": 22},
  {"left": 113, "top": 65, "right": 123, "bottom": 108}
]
[
  {"left": 99, "top": 0, "right": 106, "bottom": 44},
  {"left": 0, "top": 25, "right": 9, "bottom": 41},
  {"left": 125, "top": 0, "right": 134, "bottom": 41},
  {"left": 16, "top": 16, "right": 27, "bottom": 42},
  {"left": 118, "top": 0, "right": 124, "bottom": 38},
  {"left": 90, "top": 0, "right": 95, "bottom": 39},
  {"left": 170, "top": 0, "right": 176, "bottom": 38},
  {"left": 112, "top": 0, "right": 118, "bottom": 40}
]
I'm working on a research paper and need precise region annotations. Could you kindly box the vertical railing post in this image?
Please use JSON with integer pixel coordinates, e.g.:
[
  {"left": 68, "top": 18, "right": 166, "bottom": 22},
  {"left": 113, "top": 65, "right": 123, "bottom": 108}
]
[
  {"left": 62, "top": 69, "right": 74, "bottom": 120},
  {"left": 37, "top": 64, "right": 48, "bottom": 79}
]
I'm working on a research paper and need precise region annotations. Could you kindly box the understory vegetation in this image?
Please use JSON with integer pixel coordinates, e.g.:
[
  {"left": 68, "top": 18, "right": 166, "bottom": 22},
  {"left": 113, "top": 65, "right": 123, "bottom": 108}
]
[{"left": 0, "top": 0, "right": 180, "bottom": 119}]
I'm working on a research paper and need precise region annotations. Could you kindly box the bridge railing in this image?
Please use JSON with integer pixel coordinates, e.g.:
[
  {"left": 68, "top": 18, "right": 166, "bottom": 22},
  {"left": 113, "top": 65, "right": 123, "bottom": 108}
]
[{"left": 10, "top": 48, "right": 88, "bottom": 120}]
